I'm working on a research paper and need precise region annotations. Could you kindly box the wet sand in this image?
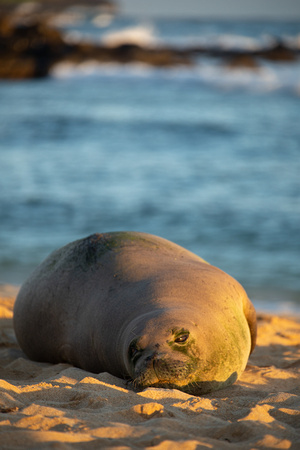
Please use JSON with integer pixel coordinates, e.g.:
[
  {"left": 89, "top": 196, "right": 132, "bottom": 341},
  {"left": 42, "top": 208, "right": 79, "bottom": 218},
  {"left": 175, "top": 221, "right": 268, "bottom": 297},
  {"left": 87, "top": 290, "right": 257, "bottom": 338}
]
[{"left": 0, "top": 284, "right": 299, "bottom": 449}]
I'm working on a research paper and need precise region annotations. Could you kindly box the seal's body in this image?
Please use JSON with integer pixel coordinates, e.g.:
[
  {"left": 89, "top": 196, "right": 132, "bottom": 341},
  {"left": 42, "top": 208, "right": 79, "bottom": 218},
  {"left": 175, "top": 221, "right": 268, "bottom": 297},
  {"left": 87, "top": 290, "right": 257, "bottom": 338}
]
[{"left": 13, "top": 232, "right": 256, "bottom": 394}]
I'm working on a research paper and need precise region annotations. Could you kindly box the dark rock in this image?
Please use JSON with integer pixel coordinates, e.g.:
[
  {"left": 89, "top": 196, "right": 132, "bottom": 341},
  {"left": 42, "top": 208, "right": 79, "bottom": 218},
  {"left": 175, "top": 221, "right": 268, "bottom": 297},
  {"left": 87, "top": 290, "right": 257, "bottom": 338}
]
[
  {"left": 185, "top": 40, "right": 299, "bottom": 64},
  {"left": 0, "top": 13, "right": 193, "bottom": 79},
  {"left": 225, "top": 54, "right": 260, "bottom": 70},
  {"left": 257, "top": 42, "right": 298, "bottom": 62},
  {"left": 109, "top": 44, "right": 192, "bottom": 67},
  {"left": 0, "top": 15, "right": 72, "bottom": 78},
  {"left": 0, "top": 55, "right": 38, "bottom": 79}
]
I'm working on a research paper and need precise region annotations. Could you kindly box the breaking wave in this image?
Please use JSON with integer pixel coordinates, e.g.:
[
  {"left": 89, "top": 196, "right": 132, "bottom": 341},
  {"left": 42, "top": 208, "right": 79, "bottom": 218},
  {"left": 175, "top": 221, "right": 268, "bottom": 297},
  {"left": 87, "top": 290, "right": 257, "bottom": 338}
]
[{"left": 51, "top": 58, "right": 300, "bottom": 95}]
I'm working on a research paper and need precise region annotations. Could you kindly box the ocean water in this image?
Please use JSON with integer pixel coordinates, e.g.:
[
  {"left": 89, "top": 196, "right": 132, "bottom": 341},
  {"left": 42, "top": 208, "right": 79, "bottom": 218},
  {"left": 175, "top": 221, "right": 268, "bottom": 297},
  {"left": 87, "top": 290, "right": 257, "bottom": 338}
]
[{"left": 0, "top": 16, "right": 300, "bottom": 313}]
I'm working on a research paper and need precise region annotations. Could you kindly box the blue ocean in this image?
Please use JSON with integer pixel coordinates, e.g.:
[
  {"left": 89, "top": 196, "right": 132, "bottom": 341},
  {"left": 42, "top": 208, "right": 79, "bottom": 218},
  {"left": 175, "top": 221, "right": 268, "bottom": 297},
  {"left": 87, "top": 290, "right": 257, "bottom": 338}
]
[{"left": 0, "top": 15, "right": 300, "bottom": 313}]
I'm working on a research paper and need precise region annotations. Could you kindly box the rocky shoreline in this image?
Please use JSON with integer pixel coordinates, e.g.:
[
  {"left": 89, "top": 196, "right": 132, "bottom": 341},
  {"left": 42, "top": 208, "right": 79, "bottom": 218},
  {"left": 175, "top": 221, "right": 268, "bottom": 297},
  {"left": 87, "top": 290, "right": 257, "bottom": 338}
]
[{"left": 0, "top": 2, "right": 299, "bottom": 79}]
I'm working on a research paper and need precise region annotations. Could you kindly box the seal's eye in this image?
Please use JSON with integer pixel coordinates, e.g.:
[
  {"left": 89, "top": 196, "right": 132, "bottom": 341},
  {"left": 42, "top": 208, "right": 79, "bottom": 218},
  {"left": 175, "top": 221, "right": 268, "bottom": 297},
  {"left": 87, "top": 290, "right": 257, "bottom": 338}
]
[
  {"left": 130, "top": 346, "right": 138, "bottom": 358},
  {"left": 174, "top": 334, "right": 189, "bottom": 344}
]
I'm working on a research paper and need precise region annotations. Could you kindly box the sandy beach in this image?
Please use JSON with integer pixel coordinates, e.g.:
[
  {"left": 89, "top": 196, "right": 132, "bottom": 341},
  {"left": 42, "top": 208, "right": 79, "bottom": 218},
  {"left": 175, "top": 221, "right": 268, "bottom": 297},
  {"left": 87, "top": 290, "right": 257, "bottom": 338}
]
[{"left": 0, "top": 283, "right": 299, "bottom": 449}]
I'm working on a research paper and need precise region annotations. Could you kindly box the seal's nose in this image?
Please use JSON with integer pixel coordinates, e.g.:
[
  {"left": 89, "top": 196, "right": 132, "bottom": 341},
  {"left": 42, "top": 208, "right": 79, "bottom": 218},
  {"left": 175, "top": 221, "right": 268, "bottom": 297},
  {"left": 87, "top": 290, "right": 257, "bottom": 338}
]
[
  {"left": 144, "top": 351, "right": 158, "bottom": 364},
  {"left": 133, "top": 348, "right": 159, "bottom": 373}
]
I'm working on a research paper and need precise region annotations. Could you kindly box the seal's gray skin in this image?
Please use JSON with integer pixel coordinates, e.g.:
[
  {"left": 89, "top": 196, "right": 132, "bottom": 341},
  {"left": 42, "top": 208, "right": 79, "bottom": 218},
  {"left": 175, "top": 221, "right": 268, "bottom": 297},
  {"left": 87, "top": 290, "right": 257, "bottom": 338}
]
[{"left": 13, "top": 232, "right": 256, "bottom": 394}]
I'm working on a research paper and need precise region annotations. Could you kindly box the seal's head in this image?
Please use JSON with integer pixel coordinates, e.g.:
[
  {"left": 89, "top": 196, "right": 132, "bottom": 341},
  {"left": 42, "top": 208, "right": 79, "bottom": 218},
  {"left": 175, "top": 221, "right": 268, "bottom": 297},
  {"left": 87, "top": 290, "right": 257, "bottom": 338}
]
[
  {"left": 128, "top": 326, "right": 199, "bottom": 391},
  {"left": 122, "top": 307, "right": 249, "bottom": 395}
]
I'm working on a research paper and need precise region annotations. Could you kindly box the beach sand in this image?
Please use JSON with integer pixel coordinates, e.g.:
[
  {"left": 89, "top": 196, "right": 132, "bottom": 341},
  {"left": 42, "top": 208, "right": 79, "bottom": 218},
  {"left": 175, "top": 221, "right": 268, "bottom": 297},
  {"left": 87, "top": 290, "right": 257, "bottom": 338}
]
[{"left": 0, "top": 284, "right": 299, "bottom": 449}]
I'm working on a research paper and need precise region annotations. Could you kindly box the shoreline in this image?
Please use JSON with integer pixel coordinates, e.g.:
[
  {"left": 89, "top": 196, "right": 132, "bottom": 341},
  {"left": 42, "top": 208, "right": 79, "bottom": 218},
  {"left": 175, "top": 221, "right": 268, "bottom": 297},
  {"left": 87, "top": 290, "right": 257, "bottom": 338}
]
[{"left": 1, "top": 283, "right": 299, "bottom": 449}]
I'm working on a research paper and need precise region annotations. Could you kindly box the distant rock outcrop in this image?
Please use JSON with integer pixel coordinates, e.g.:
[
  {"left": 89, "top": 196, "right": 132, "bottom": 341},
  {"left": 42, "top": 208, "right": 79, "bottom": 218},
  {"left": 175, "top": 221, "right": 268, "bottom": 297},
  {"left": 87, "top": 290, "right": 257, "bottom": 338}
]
[
  {"left": 0, "top": 14, "right": 193, "bottom": 79},
  {"left": 0, "top": 5, "right": 299, "bottom": 79},
  {"left": 0, "top": 15, "right": 69, "bottom": 78},
  {"left": 225, "top": 54, "right": 260, "bottom": 70},
  {"left": 256, "top": 42, "right": 298, "bottom": 62}
]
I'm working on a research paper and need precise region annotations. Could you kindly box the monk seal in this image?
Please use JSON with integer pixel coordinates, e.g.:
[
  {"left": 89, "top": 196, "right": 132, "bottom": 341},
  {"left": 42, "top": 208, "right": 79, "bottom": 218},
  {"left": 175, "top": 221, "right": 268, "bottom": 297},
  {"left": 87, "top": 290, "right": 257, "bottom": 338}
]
[{"left": 13, "top": 232, "right": 256, "bottom": 395}]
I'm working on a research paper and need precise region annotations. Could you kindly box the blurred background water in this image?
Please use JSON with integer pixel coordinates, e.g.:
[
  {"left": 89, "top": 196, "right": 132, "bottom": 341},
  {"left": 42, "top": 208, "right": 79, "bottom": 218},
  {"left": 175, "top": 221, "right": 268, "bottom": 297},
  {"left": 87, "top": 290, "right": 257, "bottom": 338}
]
[{"left": 0, "top": 7, "right": 300, "bottom": 313}]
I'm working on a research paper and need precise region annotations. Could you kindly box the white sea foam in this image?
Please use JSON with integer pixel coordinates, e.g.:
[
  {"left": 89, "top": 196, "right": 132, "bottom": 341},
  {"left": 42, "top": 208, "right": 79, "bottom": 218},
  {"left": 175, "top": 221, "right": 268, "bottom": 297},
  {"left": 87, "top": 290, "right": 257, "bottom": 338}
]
[
  {"left": 150, "top": 32, "right": 276, "bottom": 52},
  {"left": 51, "top": 61, "right": 156, "bottom": 79},
  {"left": 48, "top": 11, "right": 85, "bottom": 27},
  {"left": 195, "top": 63, "right": 279, "bottom": 92},
  {"left": 51, "top": 57, "right": 300, "bottom": 95},
  {"left": 92, "top": 14, "right": 114, "bottom": 28},
  {"left": 101, "top": 24, "right": 158, "bottom": 47},
  {"left": 194, "top": 34, "right": 267, "bottom": 51}
]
